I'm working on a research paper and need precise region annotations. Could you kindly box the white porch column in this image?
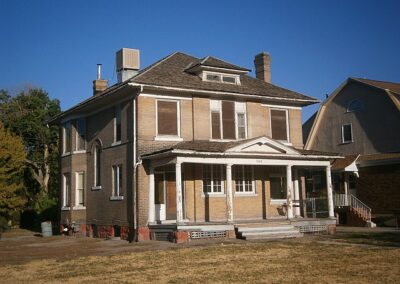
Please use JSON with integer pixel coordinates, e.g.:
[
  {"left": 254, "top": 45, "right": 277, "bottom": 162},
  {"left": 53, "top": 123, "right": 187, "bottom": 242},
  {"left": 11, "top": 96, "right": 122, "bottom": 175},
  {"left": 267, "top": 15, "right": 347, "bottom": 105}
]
[
  {"left": 148, "top": 167, "right": 155, "bottom": 224},
  {"left": 226, "top": 164, "right": 234, "bottom": 223},
  {"left": 293, "top": 169, "right": 301, "bottom": 217},
  {"left": 326, "top": 165, "right": 335, "bottom": 218},
  {"left": 175, "top": 162, "right": 184, "bottom": 224},
  {"left": 286, "top": 165, "right": 294, "bottom": 219},
  {"left": 344, "top": 173, "right": 349, "bottom": 206}
]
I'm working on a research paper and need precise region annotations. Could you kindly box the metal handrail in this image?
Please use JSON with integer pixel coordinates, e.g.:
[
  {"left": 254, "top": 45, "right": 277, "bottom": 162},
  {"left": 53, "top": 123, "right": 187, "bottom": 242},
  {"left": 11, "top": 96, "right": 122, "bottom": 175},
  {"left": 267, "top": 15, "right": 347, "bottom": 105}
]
[{"left": 334, "top": 193, "right": 371, "bottom": 223}]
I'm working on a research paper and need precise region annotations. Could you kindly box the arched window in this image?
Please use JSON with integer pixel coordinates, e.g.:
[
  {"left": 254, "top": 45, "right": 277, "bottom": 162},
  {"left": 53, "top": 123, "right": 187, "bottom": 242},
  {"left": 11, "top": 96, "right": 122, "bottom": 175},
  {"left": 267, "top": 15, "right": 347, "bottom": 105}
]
[
  {"left": 347, "top": 99, "right": 363, "bottom": 112},
  {"left": 94, "top": 144, "right": 102, "bottom": 188}
]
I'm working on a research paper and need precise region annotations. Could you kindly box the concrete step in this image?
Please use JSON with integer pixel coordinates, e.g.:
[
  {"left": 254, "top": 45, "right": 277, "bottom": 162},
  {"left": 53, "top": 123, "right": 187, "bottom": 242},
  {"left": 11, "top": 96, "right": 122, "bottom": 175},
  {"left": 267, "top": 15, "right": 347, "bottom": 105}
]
[
  {"left": 243, "top": 229, "right": 300, "bottom": 236},
  {"left": 237, "top": 225, "right": 295, "bottom": 233},
  {"left": 244, "top": 232, "right": 304, "bottom": 240}
]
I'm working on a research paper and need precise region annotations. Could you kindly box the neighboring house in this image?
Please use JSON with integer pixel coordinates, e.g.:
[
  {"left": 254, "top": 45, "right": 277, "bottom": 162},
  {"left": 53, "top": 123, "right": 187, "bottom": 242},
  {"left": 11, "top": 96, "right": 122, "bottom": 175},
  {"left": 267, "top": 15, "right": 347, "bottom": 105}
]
[
  {"left": 304, "top": 77, "right": 400, "bottom": 226},
  {"left": 50, "top": 49, "right": 338, "bottom": 242}
]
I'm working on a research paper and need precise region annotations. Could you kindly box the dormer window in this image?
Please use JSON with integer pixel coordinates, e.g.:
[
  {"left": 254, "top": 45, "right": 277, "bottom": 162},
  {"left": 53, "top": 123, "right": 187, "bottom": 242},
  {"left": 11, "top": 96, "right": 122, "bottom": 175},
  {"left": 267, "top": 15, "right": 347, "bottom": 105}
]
[{"left": 203, "top": 72, "right": 240, "bottom": 85}]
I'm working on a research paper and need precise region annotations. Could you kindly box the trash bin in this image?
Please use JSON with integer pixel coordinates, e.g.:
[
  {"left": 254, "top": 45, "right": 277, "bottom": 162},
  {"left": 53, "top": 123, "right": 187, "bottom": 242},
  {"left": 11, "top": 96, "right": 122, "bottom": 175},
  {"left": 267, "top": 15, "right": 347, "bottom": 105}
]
[{"left": 41, "top": 221, "right": 53, "bottom": 237}]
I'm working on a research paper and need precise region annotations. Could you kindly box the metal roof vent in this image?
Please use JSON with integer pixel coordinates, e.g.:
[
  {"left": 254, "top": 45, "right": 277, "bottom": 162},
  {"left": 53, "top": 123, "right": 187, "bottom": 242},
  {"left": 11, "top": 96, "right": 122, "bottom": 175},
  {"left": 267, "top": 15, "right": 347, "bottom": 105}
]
[{"left": 116, "top": 48, "right": 140, "bottom": 83}]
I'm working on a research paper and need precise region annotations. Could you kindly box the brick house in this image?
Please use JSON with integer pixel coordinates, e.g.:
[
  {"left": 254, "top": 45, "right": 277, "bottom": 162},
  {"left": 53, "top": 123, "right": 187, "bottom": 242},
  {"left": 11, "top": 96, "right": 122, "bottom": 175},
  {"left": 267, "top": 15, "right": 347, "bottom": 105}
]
[
  {"left": 50, "top": 49, "right": 338, "bottom": 242},
  {"left": 304, "top": 78, "right": 400, "bottom": 226}
]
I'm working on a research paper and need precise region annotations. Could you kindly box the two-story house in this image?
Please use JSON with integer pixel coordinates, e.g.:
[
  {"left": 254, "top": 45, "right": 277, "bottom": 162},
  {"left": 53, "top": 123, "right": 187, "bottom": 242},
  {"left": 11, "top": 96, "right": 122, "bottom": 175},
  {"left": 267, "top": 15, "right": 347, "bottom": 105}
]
[
  {"left": 304, "top": 78, "right": 400, "bottom": 226},
  {"left": 50, "top": 49, "right": 338, "bottom": 242}
]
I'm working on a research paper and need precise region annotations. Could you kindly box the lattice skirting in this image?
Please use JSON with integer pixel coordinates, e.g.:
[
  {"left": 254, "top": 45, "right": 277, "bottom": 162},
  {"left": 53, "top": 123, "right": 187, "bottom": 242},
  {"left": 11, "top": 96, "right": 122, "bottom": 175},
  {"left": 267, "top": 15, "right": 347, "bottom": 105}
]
[
  {"left": 190, "top": 230, "right": 227, "bottom": 239},
  {"left": 298, "top": 225, "right": 327, "bottom": 234}
]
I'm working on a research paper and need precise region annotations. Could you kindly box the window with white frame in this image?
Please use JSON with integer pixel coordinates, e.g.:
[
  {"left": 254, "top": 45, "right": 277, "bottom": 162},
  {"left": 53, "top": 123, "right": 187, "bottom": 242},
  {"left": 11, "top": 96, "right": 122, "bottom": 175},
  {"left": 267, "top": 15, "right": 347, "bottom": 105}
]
[
  {"left": 210, "top": 100, "right": 247, "bottom": 140},
  {"left": 341, "top": 124, "right": 353, "bottom": 143},
  {"left": 75, "top": 118, "right": 86, "bottom": 151},
  {"left": 75, "top": 172, "right": 85, "bottom": 207},
  {"left": 204, "top": 72, "right": 239, "bottom": 85},
  {"left": 114, "top": 105, "right": 121, "bottom": 143},
  {"left": 270, "top": 109, "right": 289, "bottom": 142},
  {"left": 270, "top": 175, "right": 287, "bottom": 201},
  {"left": 157, "top": 100, "right": 180, "bottom": 137},
  {"left": 63, "top": 122, "right": 72, "bottom": 154},
  {"left": 63, "top": 173, "right": 71, "bottom": 208},
  {"left": 203, "top": 164, "right": 224, "bottom": 194},
  {"left": 112, "top": 165, "right": 123, "bottom": 197},
  {"left": 234, "top": 165, "right": 254, "bottom": 193},
  {"left": 94, "top": 145, "right": 101, "bottom": 188}
]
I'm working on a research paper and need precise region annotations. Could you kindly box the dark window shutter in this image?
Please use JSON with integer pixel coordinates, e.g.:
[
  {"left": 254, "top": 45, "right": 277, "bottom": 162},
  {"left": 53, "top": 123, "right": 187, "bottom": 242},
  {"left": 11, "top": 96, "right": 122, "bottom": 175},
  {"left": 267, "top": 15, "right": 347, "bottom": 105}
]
[
  {"left": 271, "top": 109, "right": 288, "bottom": 141},
  {"left": 157, "top": 101, "right": 178, "bottom": 135},
  {"left": 211, "top": 112, "right": 221, "bottom": 139},
  {"left": 222, "top": 101, "right": 235, "bottom": 139}
]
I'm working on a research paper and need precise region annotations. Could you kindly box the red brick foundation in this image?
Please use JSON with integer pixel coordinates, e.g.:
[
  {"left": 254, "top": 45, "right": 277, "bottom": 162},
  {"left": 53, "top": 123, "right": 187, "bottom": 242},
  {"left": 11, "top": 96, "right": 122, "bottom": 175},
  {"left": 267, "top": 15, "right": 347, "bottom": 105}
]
[
  {"left": 137, "top": 227, "right": 151, "bottom": 241},
  {"left": 174, "top": 231, "right": 189, "bottom": 243}
]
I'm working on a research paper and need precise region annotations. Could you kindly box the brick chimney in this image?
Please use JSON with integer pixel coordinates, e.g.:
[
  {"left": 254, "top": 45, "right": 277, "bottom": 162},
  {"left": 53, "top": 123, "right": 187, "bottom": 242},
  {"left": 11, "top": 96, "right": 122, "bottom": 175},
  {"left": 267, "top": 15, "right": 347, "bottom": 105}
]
[
  {"left": 93, "top": 64, "right": 108, "bottom": 96},
  {"left": 254, "top": 52, "right": 271, "bottom": 83}
]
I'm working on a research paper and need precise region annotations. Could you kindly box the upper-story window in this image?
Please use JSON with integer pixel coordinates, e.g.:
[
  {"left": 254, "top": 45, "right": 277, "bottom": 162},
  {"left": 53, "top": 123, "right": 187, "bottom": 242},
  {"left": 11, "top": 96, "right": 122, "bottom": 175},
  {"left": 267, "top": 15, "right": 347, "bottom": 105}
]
[
  {"left": 346, "top": 99, "right": 363, "bottom": 112},
  {"left": 157, "top": 100, "right": 180, "bottom": 137},
  {"left": 63, "top": 122, "right": 72, "bottom": 154},
  {"left": 210, "top": 100, "right": 247, "bottom": 140},
  {"left": 62, "top": 173, "right": 71, "bottom": 208},
  {"left": 204, "top": 72, "right": 240, "bottom": 85},
  {"left": 114, "top": 105, "right": 121, "bottom": 143},
  {"left": 341, "top": 124, "right": 353, "bottom": 143},
  {"left": 75, "top": 118, "right": 86, "bottom": 151},
  {"left": 75, "top": 171, "right": 85, "bottom": 207},
  {"left": 270, "top": 109, "right": 289, "bottom": 142}
]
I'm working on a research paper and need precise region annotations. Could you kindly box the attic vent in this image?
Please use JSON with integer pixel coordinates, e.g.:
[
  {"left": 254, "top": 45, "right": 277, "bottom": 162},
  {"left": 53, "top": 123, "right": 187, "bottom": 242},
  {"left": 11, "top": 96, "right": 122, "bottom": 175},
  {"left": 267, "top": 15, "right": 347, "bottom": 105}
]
[{"left": 116, "top": 48, "right": 140, "bottom": 83}]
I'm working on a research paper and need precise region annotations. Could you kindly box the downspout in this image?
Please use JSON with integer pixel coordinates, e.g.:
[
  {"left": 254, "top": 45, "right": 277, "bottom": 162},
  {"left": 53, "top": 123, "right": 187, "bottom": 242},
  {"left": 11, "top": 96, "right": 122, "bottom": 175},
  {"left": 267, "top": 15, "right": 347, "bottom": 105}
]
[{"left": 132, "top": 85, "right": 143, "bottom": 241}]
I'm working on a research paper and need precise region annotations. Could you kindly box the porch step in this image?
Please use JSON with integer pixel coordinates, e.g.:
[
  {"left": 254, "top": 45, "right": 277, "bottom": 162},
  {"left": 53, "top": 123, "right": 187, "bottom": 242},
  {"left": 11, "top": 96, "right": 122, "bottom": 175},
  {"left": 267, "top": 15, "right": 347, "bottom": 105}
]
[{"left": 236, "top": 224, "right": 303, "bottom": 240}]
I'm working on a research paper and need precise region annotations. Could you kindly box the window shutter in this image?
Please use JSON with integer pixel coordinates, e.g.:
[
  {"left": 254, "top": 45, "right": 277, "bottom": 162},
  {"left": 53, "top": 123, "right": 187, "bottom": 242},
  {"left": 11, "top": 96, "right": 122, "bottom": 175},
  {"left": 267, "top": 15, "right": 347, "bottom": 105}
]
[
  {"left": 271, "top": 109, "right": 288, "bottom": 141},
  {"left": 222, "top": 101, "right": 235, "bottom": 139},
  {"left": 157, "top": 101, "right": 178, "bottom": 135},
  {"left": 211, "top": 112, "right": 221, "bottom": 139}
]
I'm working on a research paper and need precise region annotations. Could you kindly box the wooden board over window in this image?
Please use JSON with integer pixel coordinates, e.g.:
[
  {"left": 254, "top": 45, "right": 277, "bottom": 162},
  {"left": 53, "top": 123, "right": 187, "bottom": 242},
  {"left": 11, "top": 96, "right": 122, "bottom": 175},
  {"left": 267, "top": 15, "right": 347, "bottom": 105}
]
[
  {"left": 222, "top": 101, "right": 235, "bottom": 139},
  {"left": 157, "top": 101, "right": 178, "bottom": 136},
  {"left": 271, "top": 109, "right": 288, "bottom": 141}
]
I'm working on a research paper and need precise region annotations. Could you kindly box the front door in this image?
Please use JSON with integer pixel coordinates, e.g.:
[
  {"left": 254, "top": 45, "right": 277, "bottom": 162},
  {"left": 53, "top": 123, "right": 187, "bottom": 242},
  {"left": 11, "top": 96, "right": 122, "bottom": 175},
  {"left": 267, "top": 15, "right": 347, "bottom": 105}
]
[{"left": 165, "top": 172, "right": 177, "bottom": 220}]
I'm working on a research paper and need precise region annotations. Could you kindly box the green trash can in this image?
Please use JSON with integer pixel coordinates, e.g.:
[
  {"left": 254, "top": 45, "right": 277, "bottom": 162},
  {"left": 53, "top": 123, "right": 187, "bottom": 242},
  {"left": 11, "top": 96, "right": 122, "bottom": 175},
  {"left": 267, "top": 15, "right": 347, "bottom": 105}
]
[{"left": 41, "top": 221, "right": 53, "bottom": 237}]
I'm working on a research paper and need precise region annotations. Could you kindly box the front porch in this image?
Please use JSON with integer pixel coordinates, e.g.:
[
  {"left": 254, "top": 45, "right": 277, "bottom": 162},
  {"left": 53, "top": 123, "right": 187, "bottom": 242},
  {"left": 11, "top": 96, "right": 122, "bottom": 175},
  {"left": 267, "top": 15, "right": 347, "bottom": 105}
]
[{"left": 140, "top": 137, "right": 339, "bottom": 242}]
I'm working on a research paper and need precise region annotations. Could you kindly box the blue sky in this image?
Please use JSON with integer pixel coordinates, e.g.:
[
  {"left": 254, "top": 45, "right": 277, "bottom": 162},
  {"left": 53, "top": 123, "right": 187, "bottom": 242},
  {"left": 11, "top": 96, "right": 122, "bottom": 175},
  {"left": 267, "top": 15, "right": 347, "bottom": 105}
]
[{"left": 1, "top": 0, "right": 399, "bottom": 122}]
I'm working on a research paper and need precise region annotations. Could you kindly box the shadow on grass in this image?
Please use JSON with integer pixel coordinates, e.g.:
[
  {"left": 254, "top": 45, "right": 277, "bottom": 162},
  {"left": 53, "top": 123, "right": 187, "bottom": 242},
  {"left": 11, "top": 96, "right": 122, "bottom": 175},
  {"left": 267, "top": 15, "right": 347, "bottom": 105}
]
[{"left": 330, "top": 232, "right": 400, "bottom": 248}]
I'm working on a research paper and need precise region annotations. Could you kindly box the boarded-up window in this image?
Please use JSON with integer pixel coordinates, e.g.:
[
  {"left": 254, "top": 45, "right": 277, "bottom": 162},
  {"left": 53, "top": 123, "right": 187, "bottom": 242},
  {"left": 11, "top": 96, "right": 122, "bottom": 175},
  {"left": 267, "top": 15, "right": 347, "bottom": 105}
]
[
  {"left": 157, "top": 101, "right": 178, "bottom": 136},
  {"left": 271, "top": 109, "right": 288, "bottom": 141},
  {"left": 222, "top": 101, "right": 235, "bottom": 139},
  {"left": 211, "top": 112, "right": 221, "bottom": 139}
]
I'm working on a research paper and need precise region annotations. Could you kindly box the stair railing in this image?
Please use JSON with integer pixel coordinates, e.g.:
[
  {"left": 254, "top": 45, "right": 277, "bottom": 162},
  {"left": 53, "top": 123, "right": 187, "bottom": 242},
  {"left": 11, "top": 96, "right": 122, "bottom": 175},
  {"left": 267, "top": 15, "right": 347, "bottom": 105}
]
[{"left": 334, "top": 193, "right": 371, "bottom": 223}]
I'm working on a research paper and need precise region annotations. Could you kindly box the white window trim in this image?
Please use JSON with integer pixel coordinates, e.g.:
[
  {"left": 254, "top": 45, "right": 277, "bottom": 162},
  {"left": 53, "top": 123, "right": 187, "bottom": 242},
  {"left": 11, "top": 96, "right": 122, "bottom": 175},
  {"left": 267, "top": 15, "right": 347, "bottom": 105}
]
[
  {"left": 93, "top": 145, "right": 101, "bottom": 189},
  {"left": 63, "top": 122, "right": 71, "bottom": 155},
  {"left": 209, "top": 100, "right": 247, "bottom": 141},
  {"left": 341, "top": 123, "right": 353, "bottom": 143},
  {"left": 111, "top": 164, "right": 123, "bottom": 199},
  {"left": 73, "top": 172, "right": 86, "bottom": 209},
  {"left": 75, "top": 118, "right": 86, "bottom": 152},
  {"left": 202, "top": 71, "right": 241, "bottom": 85},
  {"left": 114, "top": 105, "right": 122, "bottom": 143},
  {"left": 234, "top": 165, "right": 255, "bottom": 195},
  {"left": 202, "top": 164, "right": 225, "bottom": 195},
  {"left": 155, "top": 99, "right": 181, "bottom": 139},
  {"left": 62, "top": 173, "right": 71, "bottom": 209},
  {"left": 270, "top": 108, "right": 290, "bottom": 143}
]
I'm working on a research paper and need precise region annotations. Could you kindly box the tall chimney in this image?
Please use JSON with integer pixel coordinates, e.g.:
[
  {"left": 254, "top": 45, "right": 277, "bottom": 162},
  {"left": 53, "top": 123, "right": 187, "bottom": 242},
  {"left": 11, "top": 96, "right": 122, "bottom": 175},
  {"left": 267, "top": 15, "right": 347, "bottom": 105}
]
[
  {"left": 116, "top": 48, "right": 140, "bottom": 83},
  {"left": 92, "top": 64, "right": 108, "bottom": 96},
  {"left": 254, "top": 52, "right": 271, "bottom": 83}
]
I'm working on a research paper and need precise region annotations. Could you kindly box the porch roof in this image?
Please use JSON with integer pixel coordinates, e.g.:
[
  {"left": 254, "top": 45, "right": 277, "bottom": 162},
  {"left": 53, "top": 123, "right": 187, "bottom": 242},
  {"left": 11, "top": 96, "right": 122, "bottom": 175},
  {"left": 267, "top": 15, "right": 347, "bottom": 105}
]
[{"left": 141, "top": 136, "right": 341, "bottom": 162}]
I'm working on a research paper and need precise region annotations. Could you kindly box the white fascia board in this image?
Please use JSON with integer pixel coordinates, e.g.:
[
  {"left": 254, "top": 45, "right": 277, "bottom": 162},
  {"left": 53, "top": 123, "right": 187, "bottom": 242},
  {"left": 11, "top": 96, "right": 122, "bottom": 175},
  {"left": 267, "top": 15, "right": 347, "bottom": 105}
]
[
  {"left": 128, "top": 83, "right": 318, "bottom": 104},
  {"left": 261, "top": 104, "right": 301, "bottom": 110},
  {"left": 140, "top": 93, "right": 193, "bottom": 100}
]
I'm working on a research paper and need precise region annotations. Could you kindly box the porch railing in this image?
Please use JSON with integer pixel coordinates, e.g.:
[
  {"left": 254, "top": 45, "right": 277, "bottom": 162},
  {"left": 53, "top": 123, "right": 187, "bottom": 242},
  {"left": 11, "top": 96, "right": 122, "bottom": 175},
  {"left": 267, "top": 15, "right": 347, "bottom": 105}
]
[{"left": 334, "top": 193, "right": 371, "bottom": 223}]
